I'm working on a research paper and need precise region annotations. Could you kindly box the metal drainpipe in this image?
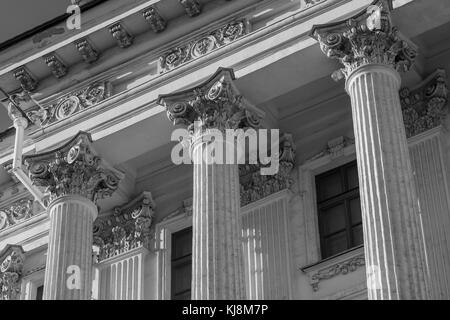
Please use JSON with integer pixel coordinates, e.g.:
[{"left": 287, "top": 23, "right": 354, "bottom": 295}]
[{"left": 8, "top": 103, "right": 47, "bottom": 208}]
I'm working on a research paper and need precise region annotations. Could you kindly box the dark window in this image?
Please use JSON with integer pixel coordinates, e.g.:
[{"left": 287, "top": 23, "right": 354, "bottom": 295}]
[
  {"left": 316, "top": 161, "right": 363, "bottom": 259},
  {"left": 36, "top": 285, "right": 44, "bottom": 300},
  {"left": 171, "top": 227, "right": 192, "bottom": 300}
]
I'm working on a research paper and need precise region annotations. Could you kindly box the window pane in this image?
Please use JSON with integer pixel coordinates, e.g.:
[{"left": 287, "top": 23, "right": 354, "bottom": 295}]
[
  {"left": 36, "top": 285, "right": 44, "bottom": 300},
  {"left": 172, "top": 228, "right": 192, "bottom": 259},
  {"left": 317, "top": 170, "right": 343, "bottom": 201},
  {"left": 352, "top": 224, "right": 364, "bottom": 246},
  {"left": 346, "top": 162, "right": 359, "bottom": 190},
  {"left": 171, "top": 227, "right": 192, "bottom": 300},
  {"left": 349, "top": 197, "right": 362, "bottom": 225},
  {"left": 323, "top": 231, "right": 348, "bottom": 258},
  {"left": 320, "top": 203, "right": 346, "bottom": 235},
  {"left": 172, "top": 261, "right": 192, "bottom": 295}
]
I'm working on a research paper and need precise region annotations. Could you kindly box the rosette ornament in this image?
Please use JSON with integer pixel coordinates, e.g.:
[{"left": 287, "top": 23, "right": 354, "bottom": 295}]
[
  {"left": 310, "top": 0, "right": 417, "bottom": 81},
  {"left": 23, "top": 132, "right": 123, "bottom": 204},
  {"left": 158, "top": 68, "right": 264, "bottom": 134}
]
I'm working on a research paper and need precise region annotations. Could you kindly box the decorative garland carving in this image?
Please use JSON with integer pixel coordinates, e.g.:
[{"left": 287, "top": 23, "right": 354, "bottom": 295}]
[
  {"left": 0, "top": 198, "right": 39, "bottom": 232},
  {"left": 310, "top": 0, "right": 416, "bottom": 81},
  {"left": 307, "top": 136, "right": 354, "bottom": 162},
  {"left": 26, "top": 81, "right": 112, "bottom": 127},
  {"left": 310, "top": 254, "right": 365, "bottom": 291},
  {"left": 400, "top": 69, "right": 448, "bottom": 138},
  {"left": 0, "top": 245, "right": 25, "bottom": 300},
  {"left": 23, "top": 132, "right": 123, "bottom": 204},
  {"left": 93, "top": 192, "right": 155, "bottom": 261},
  {"left": 159, "top": 20, "right": 247, "bottom": 73},
  {"left": 239, "top": 133, "right": 296, "bottom": 206}
]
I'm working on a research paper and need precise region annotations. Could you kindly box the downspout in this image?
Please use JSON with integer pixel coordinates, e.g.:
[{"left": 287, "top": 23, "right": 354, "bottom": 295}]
[{"left": 7, "top": 103, "right": 47, "bottom": 209}]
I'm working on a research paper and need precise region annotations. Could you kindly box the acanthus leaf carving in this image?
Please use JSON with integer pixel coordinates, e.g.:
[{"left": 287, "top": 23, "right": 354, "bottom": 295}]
[
  {"left": 93, "top": 191, "right": 156, "bottom": 261},
  {"left": 23, "top": 131, "right": 123, "bottom": 204},
  {"left": 239, "top": 133, "right": 296, "bottom": 206},
  {"left": 400, "top": 69, "right": 448, "bottom": 138},
  {"left": 159, "top": 68, "right": 264, "bottom": 135},
  {"left": 310, "top": 0, "right": 416, "bottom": 81},
  {"left": 0, "top": 245, "right": 25, "bottom": 300}
]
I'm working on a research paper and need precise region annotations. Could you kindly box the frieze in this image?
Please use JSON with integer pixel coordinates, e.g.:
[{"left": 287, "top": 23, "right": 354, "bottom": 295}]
[
  {"left": 239, "top": 133, "right": 296, "bottom": 206},
  {"left": 0, "top": 245, "right": 25, "bottom": 300},
  {"left": 400, "top": 69, "right": 448, "bottom": 138},
  {"left": 93, "top": 191, "right": 155, "bottom": 262},
  {"left": 0, "top": 197, "right": 41, "bottom": 232},
  {"left": 159, "top": 20, "right": 247, "bottom": 73},
  {"left": 26, "top": 81, "right": 112, "bottom": 127}
]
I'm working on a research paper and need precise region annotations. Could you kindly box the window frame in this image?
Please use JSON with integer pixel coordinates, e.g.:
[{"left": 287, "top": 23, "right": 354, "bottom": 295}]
[
  {"left": 315, "top": 160, "right": 362, "bottom": 259},
  {"left": 170, "top": 226, "right": 193, "bottom": 300}
]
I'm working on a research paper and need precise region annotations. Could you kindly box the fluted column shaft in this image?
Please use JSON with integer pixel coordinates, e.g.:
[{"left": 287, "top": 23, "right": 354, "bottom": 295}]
[
  {"left": 346, "top": 64, "right": 429, "bottom": 299},
  {"left": 43, "top": 195, "right": 97, "bottom": 300},
  {"left": 191, "top": 136, "right": 246, "bottom": 300}
]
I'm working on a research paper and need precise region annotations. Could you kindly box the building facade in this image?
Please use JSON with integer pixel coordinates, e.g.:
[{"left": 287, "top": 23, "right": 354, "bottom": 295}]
[{"left": 0, "top": 0, "right": 449, "bottom": 300}]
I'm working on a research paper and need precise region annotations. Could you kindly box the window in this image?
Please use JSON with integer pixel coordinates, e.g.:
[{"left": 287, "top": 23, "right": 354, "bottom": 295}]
[
  {"left": 171, "top": 227, "right": 192, "bottom": 300},
  {"left": 36, "top": 285, "right": 44, "bottom": 300},
  {"left": 316, "top": 160, "right": 363, "bottom": 259}
]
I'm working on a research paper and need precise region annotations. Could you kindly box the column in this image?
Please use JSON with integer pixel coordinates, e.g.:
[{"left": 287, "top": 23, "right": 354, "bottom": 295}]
[
  {"left": 158, "top": 68, "right": 264, "bottom": 299},
  {"left": 23, "top": 132, "right": 123, "bottom": 300},
  {"left": 402, "top": 69, "right": 450, "bottom": 299},
  {"left": 311, "top": 0, "right": 429, "bottom": 299}
]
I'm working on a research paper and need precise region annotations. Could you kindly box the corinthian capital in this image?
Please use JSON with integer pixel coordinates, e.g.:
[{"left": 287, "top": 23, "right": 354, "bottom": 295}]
[
  {"left": 158, "top": 68, "right": 264, "bottom": 133},
  {"left": 310, "top": 0, "right": 417, "bottom": 81},
  {"left": 0, "top": 245, "right": 25, "bottom": 300},
  {"left": 23, "top": 132, "right": 124, "bottom": 204},
  {"left": 401, "top": 69, "right": 448, "bottom": 137}
]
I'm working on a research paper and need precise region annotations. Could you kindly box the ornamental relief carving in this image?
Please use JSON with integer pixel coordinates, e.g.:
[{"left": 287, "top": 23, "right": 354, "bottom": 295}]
[
  {"left": 0, "top": 198, "right": 42, "bottom": 232},
  {"left": 310, "top": 0, "right": 416, "bottom": 81},
  {"left": 0, "top": 246, "right": 25, "bottom": 300},
  {"left": 309, "top": 254, "right": 365, "bottom": 291},
  {"left": 26, "top": 81, "right": 112, "bottom": 128},
  {"left": 240, "top": 133, "right": 296, "bottom": 206},
  {"left": 23, "top": 132, "right": 123, "bottom": 204},
  {"left": 400, "top": 69, "right": 448, "bottom": 138},
  {"left": 93, "top": 192, "right": 155, "bottom": 262},
  {"left": 159, "top": 20, "right": 247, "bottom": 73}
]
